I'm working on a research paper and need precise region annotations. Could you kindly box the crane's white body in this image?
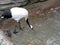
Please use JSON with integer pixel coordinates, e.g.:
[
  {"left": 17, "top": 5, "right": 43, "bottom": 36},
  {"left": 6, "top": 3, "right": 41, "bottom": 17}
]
[
  {"left": 0, "top": 7, "right": 33, "bottom": 37},
  {"left": 10, "top": 7, "right": 28, "bottom": 22},
  {"left": 1, "top": 7, "right": 33, "bottom": 30}
]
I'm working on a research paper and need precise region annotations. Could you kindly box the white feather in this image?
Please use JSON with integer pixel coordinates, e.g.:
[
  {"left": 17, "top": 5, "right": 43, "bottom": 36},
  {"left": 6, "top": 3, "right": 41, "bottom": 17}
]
[{"left": 10, "top": 7, "right": 28, "bottom": 22}]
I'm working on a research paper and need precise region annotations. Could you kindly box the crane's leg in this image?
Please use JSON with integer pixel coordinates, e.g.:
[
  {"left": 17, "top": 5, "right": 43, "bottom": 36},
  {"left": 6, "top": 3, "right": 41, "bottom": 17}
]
[
  {"left": 5, "top": 30, "right": 12, "bottom": 37},
  {"left": 13, "top": 24, "right": 18, "bottom": 34},
  {"left": 13, "top": 21, "right": 23, "bottom": 34},
  {"left": 18, "top": 21, "right": 23, "bottom": 30}
]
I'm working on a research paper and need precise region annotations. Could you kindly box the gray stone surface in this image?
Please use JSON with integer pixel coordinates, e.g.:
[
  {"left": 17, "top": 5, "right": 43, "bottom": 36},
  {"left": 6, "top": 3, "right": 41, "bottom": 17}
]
[
  {"left": 0, "top": 0, "right": 25, "bottom": 4},
  {"left": 10, "top": 8, "right": 60, "bottom": 45},
  {"left": 0, "top": 0, "right": 27, "bottom": 10},
  {"left": 0, "top": 30, "right": 14, "bottom": 45},
  {"left": 0, "top": 0, "right": 60, "bottom": 45}
]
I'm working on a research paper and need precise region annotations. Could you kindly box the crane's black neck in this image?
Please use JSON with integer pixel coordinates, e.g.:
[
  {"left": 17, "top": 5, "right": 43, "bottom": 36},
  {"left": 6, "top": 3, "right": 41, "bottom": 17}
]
[{"left": 2, "top": 9, "right": 12, "bottom": 19}]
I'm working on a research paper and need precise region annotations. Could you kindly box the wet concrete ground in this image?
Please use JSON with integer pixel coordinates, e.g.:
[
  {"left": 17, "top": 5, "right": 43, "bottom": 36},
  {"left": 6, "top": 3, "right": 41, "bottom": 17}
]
[{"left": 10, "top": 8, "right": 60, "bottom": 45}]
